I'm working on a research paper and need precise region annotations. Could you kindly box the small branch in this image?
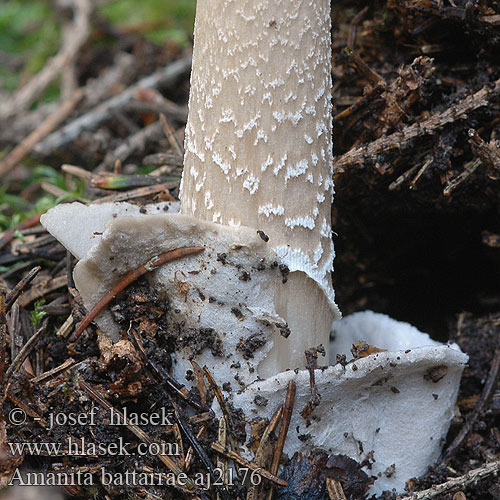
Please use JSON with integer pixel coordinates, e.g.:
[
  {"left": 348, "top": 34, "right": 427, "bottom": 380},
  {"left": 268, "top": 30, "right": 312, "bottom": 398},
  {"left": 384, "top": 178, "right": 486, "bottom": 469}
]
[
  {"left": 0, "top": 0, "right": 91, "bottom": 119},
  {"left": 18, "top": 275, "right": 68, "bottom": 309},
  {"left": 34, "top": 56, "right": 192, "bottom": 156},
  {"left": 210, "top": 443, "right": 288, "bottom": 487},
  {"left": 344, "top": 46, "right": 386, "bottom": 87},
  {"left": 216, "top": 417, "right": 228, "bottom": 500},
  {"left": 5, "top": 266, "right": 41, "bottom": 312},
  {"left": 96, "top": 120, "right": 163, "bottom": 172},
  {"left": 0, "top": 293, "right": 6, "bottom": 396},
  {"left": 69, "top": 247, "right": 203, "bottom": 342},
  {"left": 30, "top": 357, "right": 76, "bottom": 384},
  {"left": 0, "top": 89, "right": 83, "bottom": 178},
  {"left": 130, "top": 88, "right": 188, "bottom": 122},
  {"left": 79, "top": 381, "right": 197, "bottom": 492},
  {"left": 0, "top": 213, "right": 42, "bottom": 251},
  {"left": 409, "top": 156, "right": 433, "bottom": 189},
  {"left": 247, "top": 405, "right": 283, "bottom": 500},
  {"left": 267, "top": 380, "right": 296, "bottom": 500},
  {"left": 172, "top": 403, "right": 231, "bottom": 500},
  {"left": 443, "top": 159, "right": 481, "bottom": 196},
  {"left": 3, "top": 319, "right": 49, "bottom": 398},
  {"left": 348, "top": 6, "right": 369, "bottom": 48},
  {"left": 203, "top": 367, "right": 240, "bottom": 455},
  {"left": 468, "top": 128, "right": 500, "bottom": 173},
  {"left": 128, "top": 330, "right": 203, "bottom": 410},
  {"left": 92, "top": 182, "right": 178, "bottom": 204},
  {"left": 333, "top": 78, "right": 500, "bottom": 172},
  {"left": 396, "top": 460, "right": 500, "bottom": 500},
  {"left": 160, "top": 113, "right": 184, "bottom": 157},
  {"left": 442, "top": 345, "right": 500, "bottom": 461},
  {"left": 327, "top": 477, "right": 348, "bottom": 500},
  {"left": 389, "top": 165, "right": 419, "bottom": 191}
]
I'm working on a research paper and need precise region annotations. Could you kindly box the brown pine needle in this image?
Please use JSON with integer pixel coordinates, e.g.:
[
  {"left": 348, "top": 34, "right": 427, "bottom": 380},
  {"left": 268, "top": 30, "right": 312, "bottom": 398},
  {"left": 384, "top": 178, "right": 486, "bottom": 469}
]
[
  {"left": 79, "top": 381, "right": 196, "bottom": 491},
  {"left": 267, "top": 380, "right": 296, "bottom": 500},
  {"left": 247, "top": 405, "right": 283, "bottom": 500},
  {"left": 69, "top": 246, "right": 203, "bottom": 342},
  {"left": 210, "top": 443, "right": 288, "bottom": 487},
  {"left": 3, "top": 319, "right": 49, "bottom": 399},
  {"left": 0, "top": 213, "right": 42, "bottom": 250},
  {"left": 5, "top": 266, "right": 41, "bottom": 311}
]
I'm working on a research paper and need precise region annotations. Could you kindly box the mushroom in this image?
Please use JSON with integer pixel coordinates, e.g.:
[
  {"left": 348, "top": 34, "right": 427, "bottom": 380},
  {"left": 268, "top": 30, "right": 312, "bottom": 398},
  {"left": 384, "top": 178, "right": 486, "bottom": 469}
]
[
  {"left": 234, "top": 311, "right": 468, "bottom": 495},
  {"left": 41, "top": 0, "right": 468, "bottom": 494},
  {"left": 43, "top": 0, "right": 341, "bottom": 380},
  {"left": 179, "top": 0, "right": 340, "bottom": 374}
]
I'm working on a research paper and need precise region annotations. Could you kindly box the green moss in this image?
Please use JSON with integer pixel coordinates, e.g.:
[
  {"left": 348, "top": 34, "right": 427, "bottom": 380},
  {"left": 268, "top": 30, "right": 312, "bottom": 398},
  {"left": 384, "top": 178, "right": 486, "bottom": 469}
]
[
  {"left": 99, "top": 0, "right": 195, "bottom": 46},
  {"left": 0, "top": 1, "right": 60, "bottom": 90}
]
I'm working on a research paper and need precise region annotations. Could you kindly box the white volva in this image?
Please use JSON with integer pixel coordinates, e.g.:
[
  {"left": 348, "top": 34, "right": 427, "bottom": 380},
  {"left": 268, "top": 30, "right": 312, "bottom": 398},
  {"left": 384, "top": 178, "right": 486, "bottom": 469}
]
[{"left": 180, "top": 0, "right": 340, "bottom": 375}]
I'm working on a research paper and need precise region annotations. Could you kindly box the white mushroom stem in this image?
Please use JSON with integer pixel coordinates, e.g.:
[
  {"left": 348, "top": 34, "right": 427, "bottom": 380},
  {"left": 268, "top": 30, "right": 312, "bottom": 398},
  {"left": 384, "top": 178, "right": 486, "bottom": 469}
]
[{"left": 180, "top": 0, "right": 339, "bottom": 375}]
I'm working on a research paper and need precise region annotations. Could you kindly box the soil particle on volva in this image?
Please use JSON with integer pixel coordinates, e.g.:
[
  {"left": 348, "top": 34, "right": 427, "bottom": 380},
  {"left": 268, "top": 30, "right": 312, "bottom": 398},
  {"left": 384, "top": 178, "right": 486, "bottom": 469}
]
[
  {"left": 111, "top": 278, "right": 224, "bottom": 359},
  {"left": 236, "top": 332, "right": 267, "bottom": 359}
]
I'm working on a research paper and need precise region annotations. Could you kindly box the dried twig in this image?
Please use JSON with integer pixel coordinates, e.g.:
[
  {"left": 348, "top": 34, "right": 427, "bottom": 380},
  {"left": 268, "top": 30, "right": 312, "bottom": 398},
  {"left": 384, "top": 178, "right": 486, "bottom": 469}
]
[
  {"left": 203, "top": 367, "right": 239, "bottom": 454},
  {"left": 300, "top": 346, "right": 323, "bottom": 419},
  {"left": 191, "top": 360, "right": 208, "bottom": 409},
  {"left": 34, "top": 56, "right": 192, "bottom": 155},
  {"left": 389, "top": 165, "right": 419, "bottom": 191},
  {"left": 267, "top": 380, "right": 296, "bottom": 500},
  {"left": 442, "top": 345, "right": 500, "bottom": 461},
  {"left": 468, "top": 128, "right": 500, "bottom": 173},
  {"left": 0, "top": 0, "right": 91, "bottom": 119},
  {"left": 129, "top": 330, "right": 201, "bottom": 410},
  {"left": 348, "top": 6, "right": 369, "bottom": 49},
  {"left": 143, "top": 152, "right": 183, "bottom": 168},
  {"left": 333, "top": 78, "right": 500, "bottom": 172},
  {"left": 0, "top": 90, "right": 84, "bottom": 178},
  {"left": 93, "top": 182, "right": 177, "bottom": 204},
  {"left": 327, "top": 477, "right": 348, "bottom": 500},
  {"left": 79, "top": 381, "right": 196, "bottom": 492},
  {"left": 172, "top": 403, "right": 231, "bottom": 500},
  {"left": 69, "top": 246, "right": 203, "bottom": 342},
  {"left": 247, "top": 405, "right": 283, "bottom": 500},
  {"left": 344, "top": 46, "right": 386, "bottom": 87},
  {"left": 216, "top": 417, "right": 228, "bottom": 500},
  {"left": 210, "top": 443, "right": 288, "bottom": 487},
  {"left": 55, "top": 314, "right": 74, "bottom": 338},
  {"left": 160, "top": 113, "right": 184, "bottom": 156},
  {"left": 443, "top": 159, "right": 481, "bottom": 196},
  {"left": 30, "top": 357, "right": 76, "bottom": 384},
  {"left": 396, "top": 460, "right": 500, "bottom": 500},
  {"left": 0, "top": 213, "right": 42, "bottom": 250},
  {"left": 3, "top": 318, "right": 49, "bottom": 397},
  {"left": 6, "top": 392, "right": 47, "bottom": 428},
  {"left": 61, "top": 164, "right": 92, "bottom": 181},
  {"left": 129, "top": 88, "right": 188, "bottom": 122},
  {"left": 183, "top": 425, "right": 205, "bottom": 472},
  {"left": 96, "top": 120, "right": 164, "bottom": 172},
  {"left": 5, "top": 266, "right": 41, "bottom": 312},
  {"left": 18, "top": 275, "right": 67, "bottom": 308},
  {"left": 409, "top": 156, "right": 433, "bottom": 189}
]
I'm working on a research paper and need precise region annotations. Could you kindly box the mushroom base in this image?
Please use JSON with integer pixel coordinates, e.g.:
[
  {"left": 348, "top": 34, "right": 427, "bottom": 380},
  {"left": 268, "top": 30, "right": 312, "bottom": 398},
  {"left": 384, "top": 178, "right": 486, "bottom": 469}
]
[{"left": 232, "top": 312, "right": 467, "bottom": 495}]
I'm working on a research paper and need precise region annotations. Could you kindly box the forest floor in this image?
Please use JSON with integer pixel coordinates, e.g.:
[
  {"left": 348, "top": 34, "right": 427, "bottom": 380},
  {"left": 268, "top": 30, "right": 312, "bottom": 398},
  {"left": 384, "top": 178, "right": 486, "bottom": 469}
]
[{"left": 0, "top": 1, "right": 499, "bottom": 499}]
